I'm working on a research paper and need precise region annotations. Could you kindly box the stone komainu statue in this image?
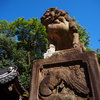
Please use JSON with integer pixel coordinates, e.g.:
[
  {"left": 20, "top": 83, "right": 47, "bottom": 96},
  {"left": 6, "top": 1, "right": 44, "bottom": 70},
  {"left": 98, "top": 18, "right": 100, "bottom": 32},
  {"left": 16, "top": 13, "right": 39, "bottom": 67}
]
[
  {"left": 41, "top": 8, "right": 80, "bottom": 50},
  {"left": 29, "top": 8, "right": 100, "bottom": 100}
]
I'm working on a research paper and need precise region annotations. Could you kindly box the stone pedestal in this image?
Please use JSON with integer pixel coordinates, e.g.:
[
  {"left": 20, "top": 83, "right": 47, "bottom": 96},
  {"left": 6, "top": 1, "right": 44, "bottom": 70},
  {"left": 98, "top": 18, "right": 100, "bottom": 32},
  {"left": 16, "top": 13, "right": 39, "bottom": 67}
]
[{"left": 29, "top": 48, "right": 100, "bottom": 100}]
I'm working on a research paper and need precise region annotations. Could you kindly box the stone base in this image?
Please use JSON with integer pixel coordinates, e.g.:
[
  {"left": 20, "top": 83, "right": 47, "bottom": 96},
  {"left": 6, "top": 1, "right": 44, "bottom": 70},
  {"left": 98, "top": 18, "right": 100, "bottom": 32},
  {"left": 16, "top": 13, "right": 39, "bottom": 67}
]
[{"left": 29, "top": 47, "right": 100, "bottom": 100}]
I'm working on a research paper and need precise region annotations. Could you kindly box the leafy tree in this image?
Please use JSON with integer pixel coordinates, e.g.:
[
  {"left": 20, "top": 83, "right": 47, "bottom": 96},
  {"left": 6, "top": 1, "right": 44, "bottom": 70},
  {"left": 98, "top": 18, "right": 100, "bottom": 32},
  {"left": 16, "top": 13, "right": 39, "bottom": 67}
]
[
  {"left": 0, "top": 18, "right": 48, "bottom": 89},
  {"left": 77, "top": 24, "right": 90, "bottom": 47},
  {"left": 10, "top": 18, "right": 48, "bottom": 64},
  {"left": 0, "top": 34, "right": 30, "bottom": 89},
  {"left": 0, "top": 34, "right": 28, "bottom": 70},
  {"left": 0, "top": 35, "right": 15, "bottom": 67},
  {"left": 72, "top": 18, "right": 90, "bottom": 47},
  {"left": 0, "top": 20, "right": 14, "bottom": 37},
  {"left": 0, "top": 17, "right": 90, "bottom": 90}
]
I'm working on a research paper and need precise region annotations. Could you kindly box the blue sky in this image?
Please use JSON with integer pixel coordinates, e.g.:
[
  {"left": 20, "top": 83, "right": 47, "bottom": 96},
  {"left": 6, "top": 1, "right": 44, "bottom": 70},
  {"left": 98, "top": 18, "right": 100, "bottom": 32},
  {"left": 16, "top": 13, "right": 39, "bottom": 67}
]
[{"left": 0, "top": 0, "right": 100, "bottom": 50}]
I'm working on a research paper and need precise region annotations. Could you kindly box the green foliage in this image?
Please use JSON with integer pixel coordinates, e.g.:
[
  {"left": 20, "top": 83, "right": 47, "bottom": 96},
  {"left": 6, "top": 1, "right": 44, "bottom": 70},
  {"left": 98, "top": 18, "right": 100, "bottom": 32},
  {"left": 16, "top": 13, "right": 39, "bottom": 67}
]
[
  {"left": 0, "top": 17, "right": 90, "bottom": 90},
  {"left": 0, "top": 20, "right": 14, "bottom": 37},
  {"left": 72, "top": 18, "right": 90, "bottom": 47},
  {"left": 0, "top": 34, "right": 28, "bottom": 70},
  {"left": 11, "top": 18, "right": 47, "bottom": 49},
  {"left": 0, "top": 18, "right": 48, "bottom": 89},
  {"left": 19, "top": 69, "right": 31, "bottom": 89},
  {"left": 11, "top": 18, "right": 48, "bottom": 60},
  {"left": 77, "top": 24, "right": 90, "bottom": 47}
]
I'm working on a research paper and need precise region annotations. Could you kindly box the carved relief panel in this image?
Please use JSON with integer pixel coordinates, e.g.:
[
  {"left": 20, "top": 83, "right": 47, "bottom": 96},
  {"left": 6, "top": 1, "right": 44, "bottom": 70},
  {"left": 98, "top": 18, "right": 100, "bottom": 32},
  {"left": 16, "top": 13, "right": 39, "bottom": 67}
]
[{"left": 29, "top": 48, "right": 100, "bottom": 100}]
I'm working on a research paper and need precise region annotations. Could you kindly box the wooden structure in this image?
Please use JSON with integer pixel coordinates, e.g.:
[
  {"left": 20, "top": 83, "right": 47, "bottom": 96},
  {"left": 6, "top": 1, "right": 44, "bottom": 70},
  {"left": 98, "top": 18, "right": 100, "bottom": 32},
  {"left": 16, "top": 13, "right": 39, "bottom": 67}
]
[{"left": 0, "top": 66, "right": 28, "bottom": 100}]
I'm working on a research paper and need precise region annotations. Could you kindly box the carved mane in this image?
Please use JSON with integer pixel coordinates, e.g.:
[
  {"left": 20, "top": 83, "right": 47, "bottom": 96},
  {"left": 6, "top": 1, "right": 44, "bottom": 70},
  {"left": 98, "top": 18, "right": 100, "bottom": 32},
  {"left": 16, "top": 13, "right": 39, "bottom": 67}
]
[{"left": 41, "top": 8, "right": 80, "bottom": 50}]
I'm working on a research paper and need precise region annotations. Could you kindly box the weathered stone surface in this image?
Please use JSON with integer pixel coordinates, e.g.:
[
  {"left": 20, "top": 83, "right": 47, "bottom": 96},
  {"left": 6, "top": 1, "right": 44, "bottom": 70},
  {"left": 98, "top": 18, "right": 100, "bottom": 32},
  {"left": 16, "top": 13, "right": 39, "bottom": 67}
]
[
  {"left": 41, "top": 8, "right": 80, "bottom": 50},
  {"left": 29, "top": 48, "right": 100, "bottom": 100},
  {"left": 39, "top": 71, "right": 61, "bottom": 96},
  {"left": 39, "top": 65, "right": 89, "bottom": 98}
]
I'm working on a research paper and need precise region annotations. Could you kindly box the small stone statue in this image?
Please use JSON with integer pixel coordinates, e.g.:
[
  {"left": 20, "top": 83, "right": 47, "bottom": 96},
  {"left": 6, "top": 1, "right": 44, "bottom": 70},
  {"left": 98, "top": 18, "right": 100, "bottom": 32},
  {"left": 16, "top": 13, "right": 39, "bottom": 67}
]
[{"left": 44, "top": 44, "right": 55, "bottom": 59}]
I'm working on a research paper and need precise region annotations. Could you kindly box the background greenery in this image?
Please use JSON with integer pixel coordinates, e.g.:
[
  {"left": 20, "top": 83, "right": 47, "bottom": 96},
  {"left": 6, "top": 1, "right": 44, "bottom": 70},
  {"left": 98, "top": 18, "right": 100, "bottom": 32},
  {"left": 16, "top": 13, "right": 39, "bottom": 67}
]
[
  {"left": 0, "top": 17, "right": 90, "bottom": 90},
  {"left": 0, "top": 18, "right": 48, "bottom": 90}
]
